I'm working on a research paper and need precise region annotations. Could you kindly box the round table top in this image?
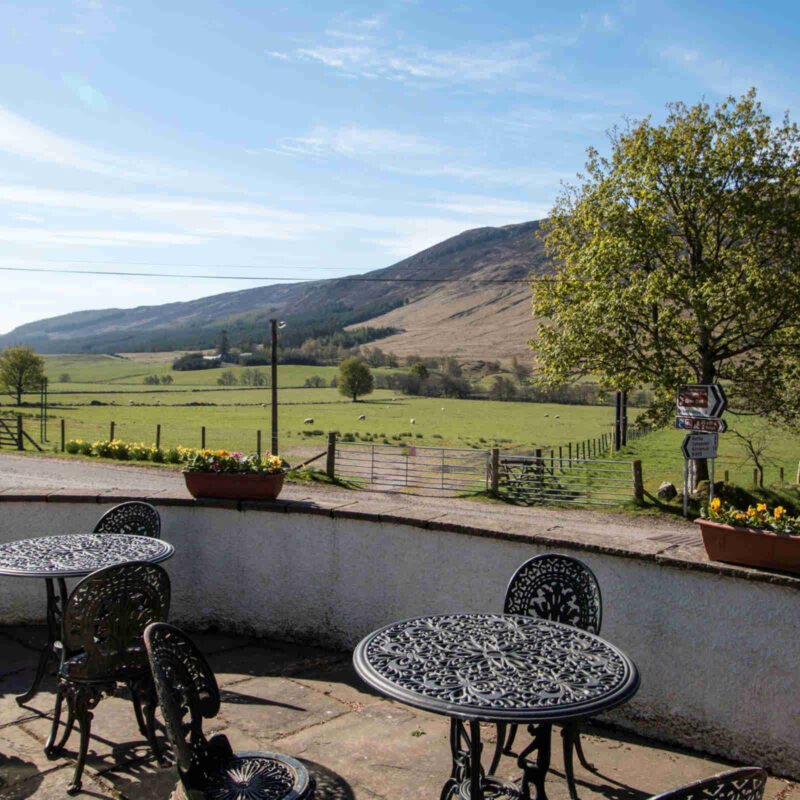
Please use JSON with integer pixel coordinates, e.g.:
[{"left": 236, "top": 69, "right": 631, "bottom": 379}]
[
  {"left": 353, "top": 613, "right": 640, "bottom": 723},
  {"left": 0, "top": 533, "right": 174, "bottom": 578}
]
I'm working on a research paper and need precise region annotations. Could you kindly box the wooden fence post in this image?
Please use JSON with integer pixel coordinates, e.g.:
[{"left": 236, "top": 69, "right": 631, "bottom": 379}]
[
  {"left": 109, "top": 421, "right": 115, "bottom": 441},
  {"left": 780, "top": 466, "right": 785, "bottom": 484},
  {"left": 257, "top": 430, "right": 262, "bottom": 454},
  {"left": 61, "top": 419, "right": 65, "bottom": 452},
  {"left": 632, "top": 460, "right": 644, "bottom": 505},
  {"left": 201, "top": 426, "right": 206, "bottom": 449},
  {"left": 753, "top": 468, "right": 758, "bottom": 487},
  {"left": 326, "top": 432, "right": 337, "bottom": 479},
  {"left": 490, "top": 448, "right": 499, "bottom": 493},
  {"left": 724, "top": 470, "right": 729, "bottom": 483},
  {"left": 568, "top": 442, "right": 572, "bottom": 466},
  {"left": 16, "top": 415, "right": 23, "bottom": 451},
  {"left": 156, "top": 424, "right": 161, "bottom": 450}
]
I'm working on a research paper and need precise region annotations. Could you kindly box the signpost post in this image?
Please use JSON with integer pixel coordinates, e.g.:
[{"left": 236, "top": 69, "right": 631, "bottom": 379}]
[{"left": 676, "top": 385, "right": 727, "bottom": 517}]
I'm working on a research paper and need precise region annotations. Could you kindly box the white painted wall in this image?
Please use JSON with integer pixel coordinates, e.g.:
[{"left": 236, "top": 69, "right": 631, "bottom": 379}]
[{"left": 1, "top": 500, "right": 799, "bottom": 778}]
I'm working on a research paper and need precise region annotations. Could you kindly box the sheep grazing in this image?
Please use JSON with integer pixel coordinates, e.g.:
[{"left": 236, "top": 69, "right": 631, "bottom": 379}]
[
  {"left": 441, "top": 407, "right": 445, "bottom": 411},
  {"left": 304, "top": 417, "right": 314, "bottom": 424},
  {"left": 358, "top": 414, "right": 366, "bottom": 420},
  {"left": 410, "top": 419, "right": 416, "bottom": 424},
  {"left": 555, "top": 415, "right": 560, "bottom": 419},
  {"left": 544, "top": 413, "right": 549, "bottom": 417}
]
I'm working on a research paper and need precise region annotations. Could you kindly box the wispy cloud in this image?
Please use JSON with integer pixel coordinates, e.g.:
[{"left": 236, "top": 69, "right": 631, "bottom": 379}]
[
  {"left": 277, "top": 126, "right": 440, "bottom": 158},
  {"left": 0, "top": 106, "right": 190, "bottom": 183},
  {"left": 658, "top": 45, "right": 797, "bottom": 111},
  {"left": 62, "top": 73, "right": 110, "bottom": 113}
]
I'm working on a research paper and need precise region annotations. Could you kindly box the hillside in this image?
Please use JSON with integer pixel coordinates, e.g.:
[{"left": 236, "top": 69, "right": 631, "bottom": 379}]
[{"left": 0, "top": 220, "right": 550, "bottom": 362}]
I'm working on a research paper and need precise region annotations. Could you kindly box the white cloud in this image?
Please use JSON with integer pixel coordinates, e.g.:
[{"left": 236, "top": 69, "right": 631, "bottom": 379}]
[
  {"left": 0, "top": 227, "right": 206, "bottom": 247},
  {"left": 427, "top": 194, "right": 550, "bottom": 221},
  {"left": 278, "top": 126, "right": 440, "bottom": 158},
  {"left": 0, "top": 106, "right": 187, "bottom": 183},
  {"left": 273, "top": 38, "right": 549, "bottom": 85}
]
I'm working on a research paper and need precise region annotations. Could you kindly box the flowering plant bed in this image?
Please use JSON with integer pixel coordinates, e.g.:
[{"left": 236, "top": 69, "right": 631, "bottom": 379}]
[
  {"left": 183, "top": 449, "right": 288, "bottom": 500},
  {"left": 696, "top": 499, "right": 800, "bottom": 574}
]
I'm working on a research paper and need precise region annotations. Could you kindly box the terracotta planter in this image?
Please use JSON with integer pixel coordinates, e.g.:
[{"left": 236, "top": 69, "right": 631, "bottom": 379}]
[
  {"left": 183, "top": 471, "right": 285, "bottom": 500},
  {"left": 695, "top": 518, "right": 800, "bottom": 574}
]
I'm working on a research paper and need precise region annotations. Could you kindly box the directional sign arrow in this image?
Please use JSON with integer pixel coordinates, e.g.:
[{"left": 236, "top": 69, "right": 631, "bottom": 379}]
[
  {"left": 681, "top": 433, "right": 719, "bottom": 460},
  {"left": 675, "top": 416, "right": 727, "bottom": 434},
  {"left": 676, "top": 384, "right": 728, "bottom": 418}
]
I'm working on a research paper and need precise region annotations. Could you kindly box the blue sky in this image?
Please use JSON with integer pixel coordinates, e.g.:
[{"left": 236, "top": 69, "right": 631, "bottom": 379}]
[{"left": 1, "top": 0, "right": 798, "bottom": 334}]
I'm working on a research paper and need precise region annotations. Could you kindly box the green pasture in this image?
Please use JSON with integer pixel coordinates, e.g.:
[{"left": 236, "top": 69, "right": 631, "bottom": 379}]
[
  {"left": 1, "top": 353, "right": 795, "bottom": 500},
  {"left": 42, "top": 354, "right": 340, "bottom": 387},
  {"left": 608, "top": 415, "right": 799, "bottom": 493}
]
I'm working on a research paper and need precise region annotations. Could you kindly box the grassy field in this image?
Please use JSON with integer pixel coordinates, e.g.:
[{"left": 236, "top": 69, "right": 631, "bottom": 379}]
[{"left": 1, "top": 352, "right": 797, "bottom": 498}]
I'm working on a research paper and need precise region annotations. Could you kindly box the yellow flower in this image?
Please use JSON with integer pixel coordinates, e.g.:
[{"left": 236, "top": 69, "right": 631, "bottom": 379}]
[
  {"left": 756, "top": 503, "right": 767, "bottom": 513},
  {"left": 746, "top": 506, "right": 757, "bottom": 517},
  {"left": 734, "top": 512, "right": 746, "bottom": 521},
  {"left": 775, "top": 506, "right": 787, "bottom": 520},
  {"left": 709, "top": 498, "right": 721, "bottom": 512}
]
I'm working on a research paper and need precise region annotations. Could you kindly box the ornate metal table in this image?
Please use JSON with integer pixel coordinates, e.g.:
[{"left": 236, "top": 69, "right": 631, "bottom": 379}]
[
  {"left": 0, "top": 533, "right": 174, "bottom": 705},
  {"left": 353, "top": 613, "right": 639, "bottom": 800}
]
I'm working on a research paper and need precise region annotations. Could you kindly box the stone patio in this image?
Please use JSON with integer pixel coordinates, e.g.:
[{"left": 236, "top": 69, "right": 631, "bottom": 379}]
[{"left": 1, "top": 626, "right": 798, "bottom": 800}]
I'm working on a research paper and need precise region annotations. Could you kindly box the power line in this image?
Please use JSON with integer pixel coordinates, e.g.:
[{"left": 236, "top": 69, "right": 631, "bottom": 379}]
[{"left": 0, "top": 265, "right": 540, "bottom": 284}]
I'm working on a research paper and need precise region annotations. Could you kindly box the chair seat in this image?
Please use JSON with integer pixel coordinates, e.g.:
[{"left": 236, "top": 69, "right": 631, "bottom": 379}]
[
  {"left": 172, "top": 751, "right": 314, "bottom": 800},
  {"left": 60, "top": 648, "right": 150, "bottom": 682}
]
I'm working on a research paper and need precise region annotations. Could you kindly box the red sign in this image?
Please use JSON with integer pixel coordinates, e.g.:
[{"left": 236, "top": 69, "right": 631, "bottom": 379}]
[{"left": 677, "top": 386, "right": 708, "bottom": 408}]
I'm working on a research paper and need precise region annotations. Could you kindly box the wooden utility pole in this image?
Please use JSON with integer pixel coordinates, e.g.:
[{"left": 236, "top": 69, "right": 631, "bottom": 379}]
[{"left": 271, "top": 319, "right": 279, "bottom": 455}]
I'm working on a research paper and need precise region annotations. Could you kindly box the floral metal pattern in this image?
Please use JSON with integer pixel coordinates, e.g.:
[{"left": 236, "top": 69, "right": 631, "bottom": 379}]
[
  {"left": 93, "top": 501, "right": 161, "bottom": 538},
  {"left": 0, "top": 533, "right": 173, "bottom": 578},
  {"left": 650, "top": 768, "right": 766, "bottom": 800},
  {"left": 145, "top": 623, "right": 313, "bottom": 800},
  {"left": 503, "top": 555, "right": 602, "bottom": 634},
  {"left": 355, "top": 613, "right": 638, "bottom": 722}
]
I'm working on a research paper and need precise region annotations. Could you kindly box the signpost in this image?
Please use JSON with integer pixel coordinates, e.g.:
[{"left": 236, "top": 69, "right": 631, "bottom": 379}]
[{"left": 676, "top": 385, "right": 727, "bottom": 517}]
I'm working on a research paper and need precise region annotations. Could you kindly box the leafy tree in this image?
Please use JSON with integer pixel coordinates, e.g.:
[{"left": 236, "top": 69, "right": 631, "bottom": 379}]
[
  {"left": 531, "top": 89, "right": 800, "bottom": 478},
  {"left": 510, "top": 356, "right": 531, "bottom": 384},
  {"left": 217, "top": 369, "right": 238, "bottom": 386},
  {"left": 217, "top": 329, "right": 230, "bottom": 356},
  {"left": 488, "top": 376, "right": 518, "bottom": 401},
  {"left": 304, "top": 375, "right": 326, "bottom": 387},
  {"left": 0, "top": 346, "right": 45, "bottom": 405},
  {"left": 160, "top": 374, "right": 174, "bottom": 385},
  {"left": 338, "top": 358, "right": 374, "bottom": 401},
  {"left": 143, "top": 375, "right": 161, "bottom": 385},
  {"left": 59, "top": 373, "right": 71, "bottom": 383},
  {"left": 442, "top": 356, "right": 462, "bottom": 377},
  {"left": 409, "top": 362, "right": 429, "bottom": 381}
]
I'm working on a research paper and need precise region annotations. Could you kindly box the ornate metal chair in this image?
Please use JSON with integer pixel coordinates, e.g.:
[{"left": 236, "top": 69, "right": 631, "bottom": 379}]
[
  {"left": 491, "top": 553, "right": 602, "bottom": 799},
  {"left": 45, "top": 561, "right": 171, "bottom": 794},
  {"left": 649, "top": 768, "right": 766, "bottom": 800},
  {"left": 144, "top": 622, "right": 315, "bottom": 800},
  {"left": 94, "top": 501, "right": 161, "bottom": 538}
]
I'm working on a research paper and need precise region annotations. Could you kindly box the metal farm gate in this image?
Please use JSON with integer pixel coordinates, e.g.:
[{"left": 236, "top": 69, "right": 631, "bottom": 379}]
[
  {"left": 335, "top": 442, "right": 489, "bottom": 492},
  {"left": 499, "top": 454, "right": 635, "bottom": 506}
]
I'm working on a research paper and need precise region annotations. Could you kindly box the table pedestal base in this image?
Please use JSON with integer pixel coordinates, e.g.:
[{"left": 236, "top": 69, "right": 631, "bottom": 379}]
[
  {"left": 441, "top": 720, "right": 552, "bottom": 800},
  {"left": 16, "top": 578, "right": 67, "bottom": 706}
]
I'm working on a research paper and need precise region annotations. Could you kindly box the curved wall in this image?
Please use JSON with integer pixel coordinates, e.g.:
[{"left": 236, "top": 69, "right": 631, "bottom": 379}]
[{"left": 1, "top": 495, "right": 799, "bottom": 778}]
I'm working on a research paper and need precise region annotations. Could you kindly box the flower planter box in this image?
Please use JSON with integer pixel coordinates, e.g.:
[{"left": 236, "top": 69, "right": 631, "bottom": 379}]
[
  {"left": 695, "top": 518, "right": 800, "bottom": 574},
  {"left": 183, "top": 471, "right": 285, "bottom": 500}
]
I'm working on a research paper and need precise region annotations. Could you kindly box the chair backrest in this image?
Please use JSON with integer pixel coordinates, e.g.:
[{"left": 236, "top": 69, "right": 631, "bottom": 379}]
[
  {"left": 94, "top": 501, "right": 161, "bottom": 538},
  {"left": 503, "top": 553, "right": 602, "bottom": 633},
  {"left": 144, "top": 622, "right": 221, "bottom": 778},
  {"left": 63, "top": 562, "right": 171, "bottom": 679},
  {"left": 648, "top": 768, "right": 767, "bottom": 800}
]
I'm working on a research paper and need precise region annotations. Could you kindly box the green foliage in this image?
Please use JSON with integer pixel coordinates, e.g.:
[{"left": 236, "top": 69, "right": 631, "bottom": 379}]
[
  {"left": 337, "top": 358, "right": 374, "bottom": 401},
  {"left": 409, "top": 362, "right": 429, "bottom": 381},
  {"left": 217, "top": 369, "right": 238, "bottom": 386},
  {"left": 172, "top": 353, "right": 219, "bottom": 371},
  {"left": 217, "top": 329, "right": 230, "bottom": 356},
  {"left": 0, "top": 345, "right": 45, "bottom": 405},
  {"left": 532, "top": 89, "right": 800, "bottom": 428}
]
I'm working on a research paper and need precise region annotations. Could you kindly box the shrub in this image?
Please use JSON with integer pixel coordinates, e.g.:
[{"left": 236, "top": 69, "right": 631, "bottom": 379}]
[
  {"left": 130, "top": 442, "right": 150, "bottom": 460},
  {"left": 65, "top": 439, "right": 80, "bottom": 454},
  {"left": 109, "top": 439, "right": 130, "bottom": 460},
  {"left": 165, "top": 447, "right": 182, "bottom": 463},
  {"left": 150, "top": 447, "right": 165, "bottom": 463},
  {"left": 94, "top": 440, "right": 113, "bottom": 458}
]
